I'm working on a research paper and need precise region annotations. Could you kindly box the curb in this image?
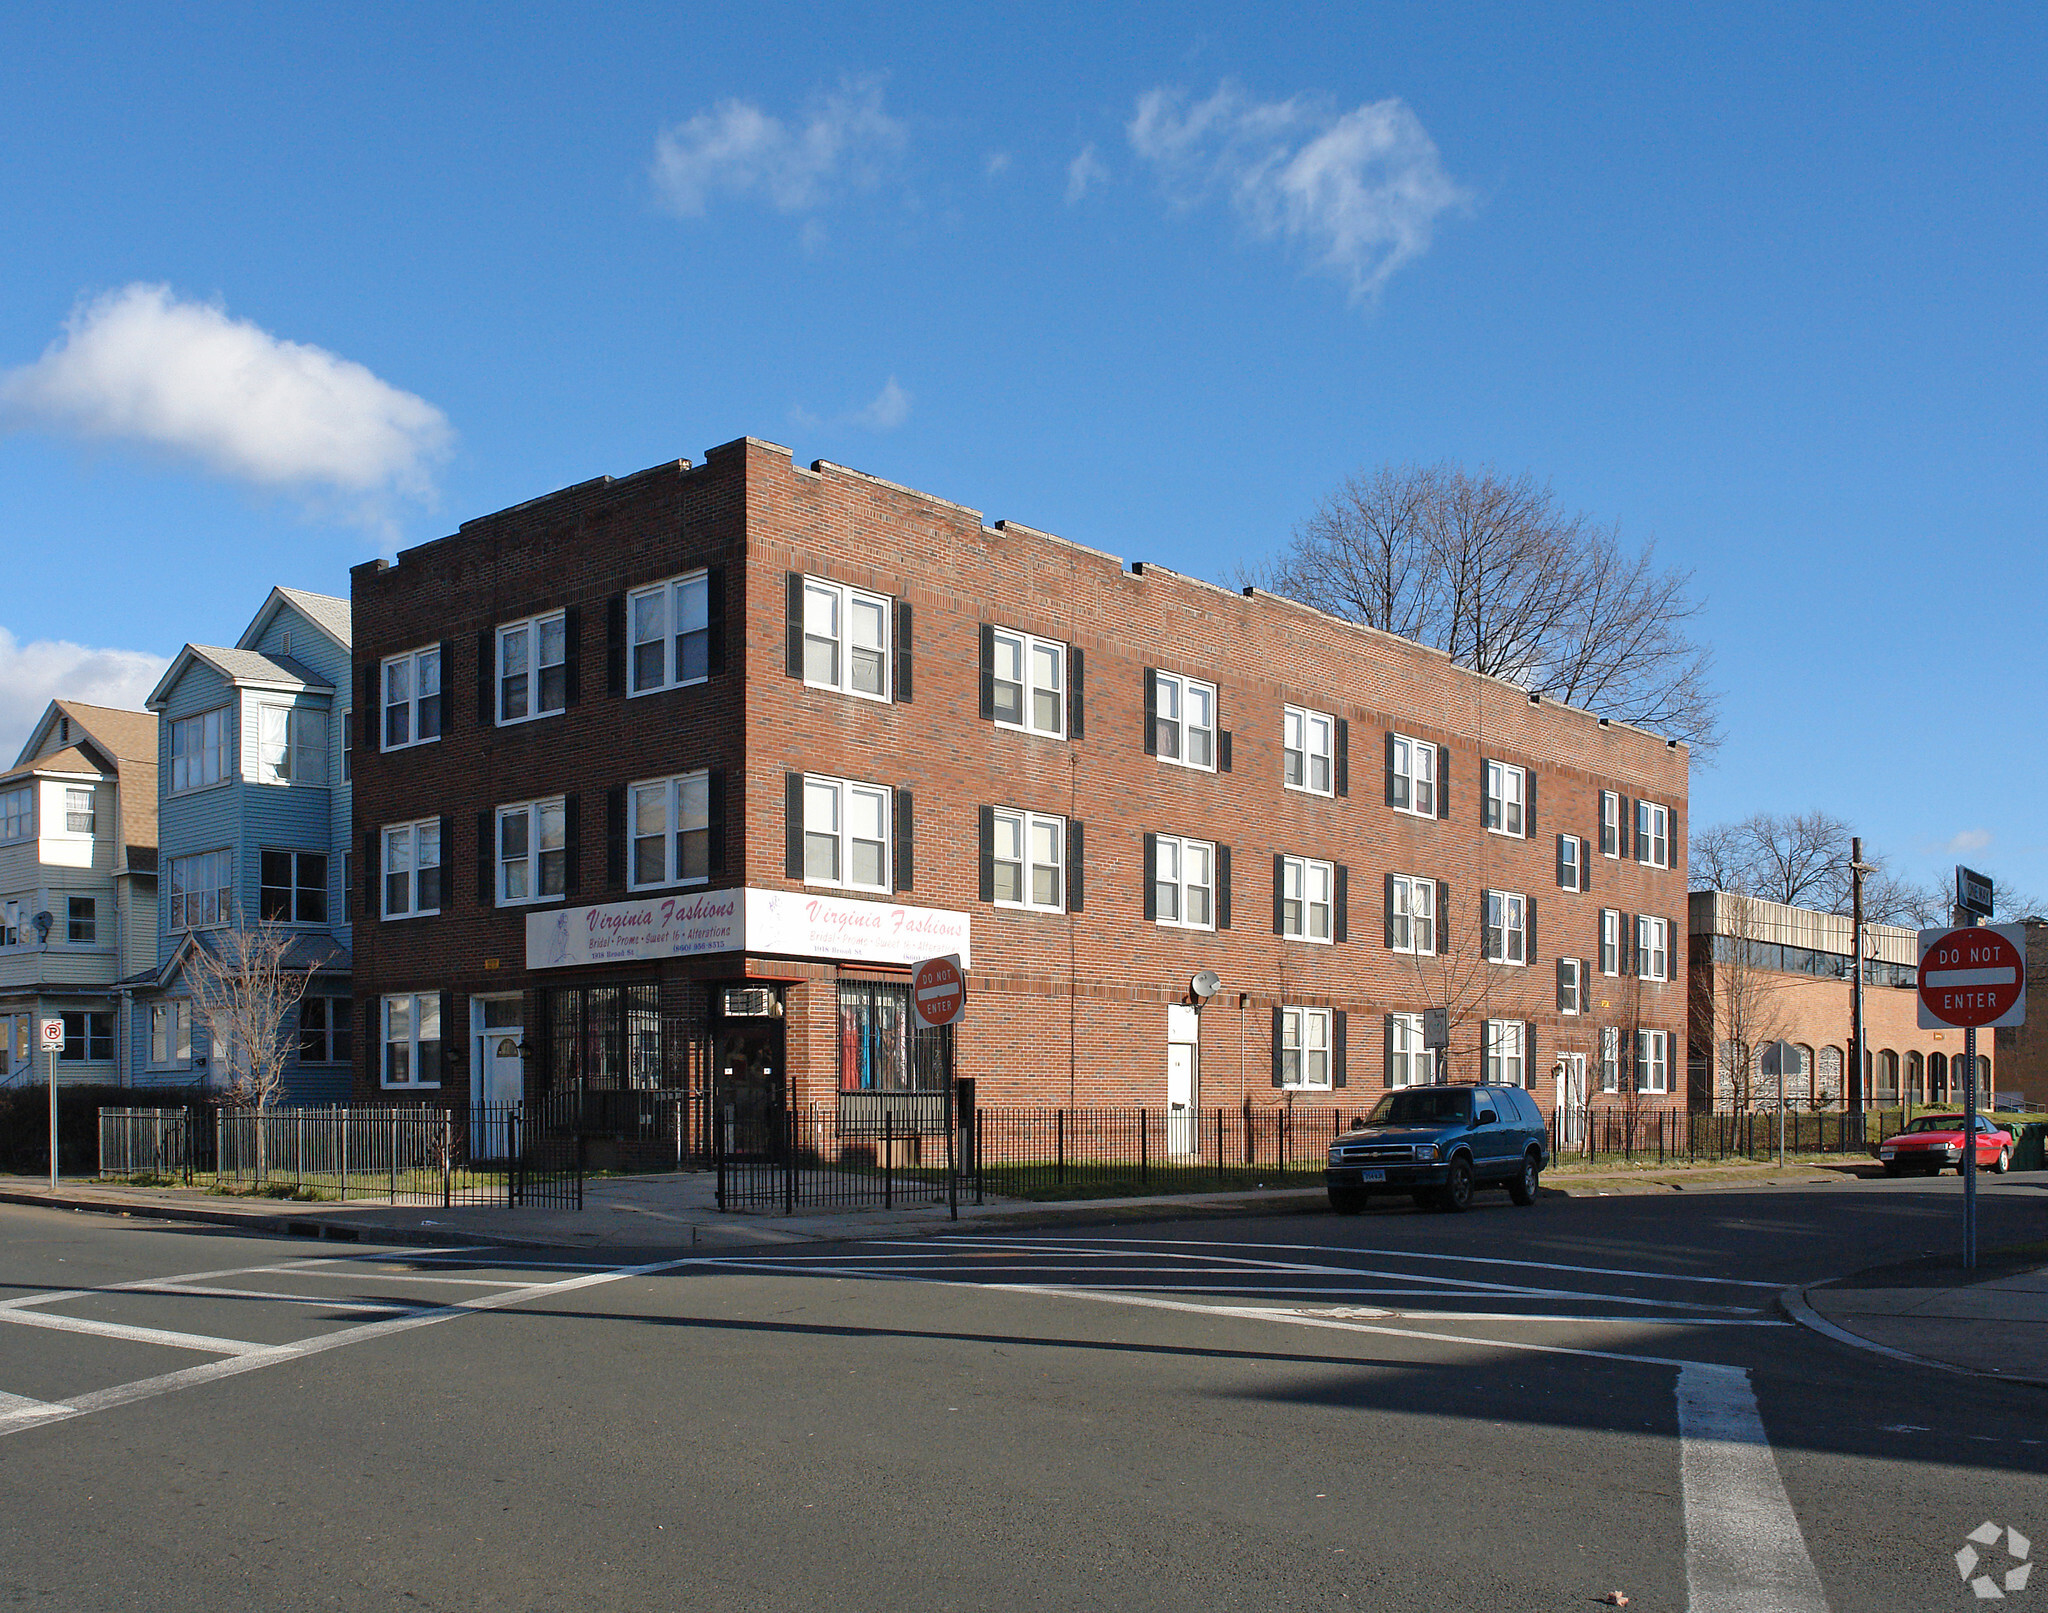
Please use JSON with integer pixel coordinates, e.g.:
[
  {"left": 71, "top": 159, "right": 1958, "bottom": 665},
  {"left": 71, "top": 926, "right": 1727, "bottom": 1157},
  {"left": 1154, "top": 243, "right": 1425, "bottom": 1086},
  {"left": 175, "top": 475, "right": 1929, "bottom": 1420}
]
[
  {"left": 0, "top": 1187, "right": 556, "bottom": 1251},
  {"left": 1777, "top": 1281, "right": 2048, "bottom": 1393}
]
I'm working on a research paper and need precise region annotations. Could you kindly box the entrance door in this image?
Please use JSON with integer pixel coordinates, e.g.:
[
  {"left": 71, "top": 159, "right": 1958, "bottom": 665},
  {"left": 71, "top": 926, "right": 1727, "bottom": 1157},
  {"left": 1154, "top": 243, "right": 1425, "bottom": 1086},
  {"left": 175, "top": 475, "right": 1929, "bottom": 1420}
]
[
  {"left": 1556, "top": 1054, "right": 1586, "bottom": 1149},
  {"left": 1167, "top": 1043, "right": 1197, "bottom": 1156},
  {"left": 715, "top": 1022, "right": 787, "bottom": 1158}
]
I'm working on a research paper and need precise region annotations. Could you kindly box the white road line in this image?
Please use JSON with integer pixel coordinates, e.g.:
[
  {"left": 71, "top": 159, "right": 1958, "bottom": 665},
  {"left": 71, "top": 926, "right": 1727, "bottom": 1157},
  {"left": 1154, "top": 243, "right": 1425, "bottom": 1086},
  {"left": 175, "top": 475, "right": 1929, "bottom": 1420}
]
[
  {"left": 918, "top": 1235, "right": 1787, "bottom": 1289},
  {"left": 1677, "top": 1363, "right": 1830, "bottom": 1612},
  {"left": 0, "top": 1306, "right": 267, "bottom": 1356},
  {"left": 0, "top": 1255, "right": 704, "bottom": 1441},
  {"left": 132, "top": 1283, "right": 424, "bottom": 1314},
  {"left": 0, "top": 1391, "right": 75, "bottom": 1433}
]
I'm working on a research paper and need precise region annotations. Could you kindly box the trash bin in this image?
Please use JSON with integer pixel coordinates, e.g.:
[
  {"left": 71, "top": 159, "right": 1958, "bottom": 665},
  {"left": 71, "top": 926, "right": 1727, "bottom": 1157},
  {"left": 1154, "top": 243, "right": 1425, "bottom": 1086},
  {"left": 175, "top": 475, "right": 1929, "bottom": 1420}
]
[{"left": 2011, "top": 1120, "right": 2047, "bottom": 1172}]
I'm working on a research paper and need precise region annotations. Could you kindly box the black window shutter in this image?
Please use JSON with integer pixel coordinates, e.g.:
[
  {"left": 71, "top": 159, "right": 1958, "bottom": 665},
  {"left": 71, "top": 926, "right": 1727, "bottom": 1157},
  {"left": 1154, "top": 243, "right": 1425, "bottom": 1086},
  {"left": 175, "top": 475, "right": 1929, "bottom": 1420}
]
[
  {"left": 1335, "top": 718, "right": 1349, "bottom": 797},
  {"left": 439, "top": 641, "right": 457, "bottom": 731},
  {"left": 977, "top": 806, "right": 995, "bottom": 903},
  {"left": 1067, "top": 819, "right": 1084, "bottom": 913},
  {"left": 562, "top": 794, "right": 580, "bottom": 898},
  {"left": 1142, "top": 668, "right": 1157, "bottom": 754},
  {"left": 894, "top": 600, "right": 912, "bottom": 704},
  {"left": 364, "top": 999, "right": 377, "bottom": 1084},
  {"left": 784, "top": 773, "right": 804, "bottom": 879},
  {"left": 894, "top": 789, "right": 913, "bottom": 892},
  {"left": 1526, "top": 1023, "right": 1538, "bottom": 1089},
  {"left": 1556, "top": 957, "right": 1569, "bottom": 1013},
  {"left": 1142, "top": 833, "right": 1158, "bottom": 921},
  {"left": 1479, "top": 756, "right": 1491, "bottom": 827},
  {"left": 979, "top": 626, "right": 996, "bottom": 721},
  {"left": 1437, "top": 745, "right": 1451, "bottom": 820},
  {"left": 1219, "top": 730, "right": 1233, "bottom": 772},
  {"left": 1526, "top": 770, "right": 1538, "bottom": 836},
  {"left": 1621, "top": 797, "right": 1634, "bottom": 860},
  {"left": 476, "top": 627, "right": 495, "bottom": 725},
  {"left": 785, "top": 572, "right": 804, "bottom": 678},
  {"left": 605, "top": 595, "right": 626, "bottom": 696},
  {"left": 1271, "top": 1006, "right": 1284, "bottom": 1088},
  {"left": 1068, "top": 646, "right": 1085, "bottom": 738},
  {"left": 1383, "top": 1013, "right": 1396, "bottom": 1087},
  {"left": 1669, "top": 807, "right": 1681, "bottom": 869},
  {"left": 706, "top": 770, "right": 726, "bottom": 875},
  {"left": 1580, "top": 838, "right": 1591, "bottom": 893},
  {"left": 1271, "top": 854, "right": 1285, "bottom": 935},
  {"left": 1556, "top": 834, "right": 1567, "bottom": 888},
  {"left": 362, "top": 830, "right": 378, "bottom": 915},
  {"left": 1526, "top": 897, "right": 1538, "bottom": 963},
  {"left": 1333, "top": 1010, "right": 1348, "bottom": 1088},
  {"left": 1436, "top": 880, "right": 1451, "bottom": 953},
  {"left": 562, "top": 605, "right": 581, "bottom": 705},
  {"left": 1385, "top": 730, "right": 1397, "bottom": 806},
  {"left": 1216, "top": 844, "right": 1232, "bottom": 930},
  {"left": 1334, "top": 864, "right": 1349, "bottom": 942},
  {"left": 1384, "top": 872, "right": 1397, "bottom": 949},
  {"left": 605, "top": 786, "right": 626, "bottom": 889},
  {"left": 705, "top": 568, "right": 726, "bottom": 676},
  {"left": 476, "top": 811, "right": 493, "bottom": 906}
]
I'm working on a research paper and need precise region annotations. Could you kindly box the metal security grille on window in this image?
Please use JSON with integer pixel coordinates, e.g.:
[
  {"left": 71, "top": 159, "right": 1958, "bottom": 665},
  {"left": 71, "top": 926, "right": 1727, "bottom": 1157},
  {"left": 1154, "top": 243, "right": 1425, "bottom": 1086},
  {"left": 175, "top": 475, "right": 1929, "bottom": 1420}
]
[
  {"left": 992, "top": 630, "right": 1064, "bottom": 735},
  {"left": 65, "top": 788, "right": 94, "bottom": 834},
  {"left": 633, "top": 774, "right": 709, "bottom": 888},
  {"left": 631, "top": 576, "right": 708, "bottom": 695},
  {"left": 1391, "top": 736, "right": 1434, "bottom": 815},
  {"left": 502, "top": 614, "right": 567, "bottom": 719},
  {"left": 384, "top": 648, "right": 442, "bottom": 748}
]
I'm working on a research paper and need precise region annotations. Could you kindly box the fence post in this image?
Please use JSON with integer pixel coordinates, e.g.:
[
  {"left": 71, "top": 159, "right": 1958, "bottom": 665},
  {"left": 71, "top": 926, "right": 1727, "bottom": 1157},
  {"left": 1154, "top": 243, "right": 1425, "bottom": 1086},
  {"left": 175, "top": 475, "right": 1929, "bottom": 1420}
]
[
  {"left": 339, "top": 1108, "right": 348, "bottom": 1203},
  {"left": 1216, "top": 1107, "right": 1224, "bottom": 1183},
  {"left": 783, "top": 1106, "right": 795, "bottom": 1217},
  {"left": 1056, "top": 1108, "right": 1065, "bottom": 1185},
  {"left": 975, "top": 1105, "right": 985, "bottom": 1207},
  {"left": 390, "top": 1107, "right": 398, "bottom": 1204},
  {"left": 1140, "top": 1108, "right": 1148, "bottom": 1185},
  {"left": 885, "top": 1106, "right": 894, "bottom": 1212}
]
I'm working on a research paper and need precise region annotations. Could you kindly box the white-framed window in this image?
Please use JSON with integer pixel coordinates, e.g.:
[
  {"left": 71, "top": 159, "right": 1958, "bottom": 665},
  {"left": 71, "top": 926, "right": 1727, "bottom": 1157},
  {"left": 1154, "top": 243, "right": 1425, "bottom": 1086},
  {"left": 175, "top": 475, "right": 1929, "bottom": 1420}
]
[
  {"left": 1558, "top": 833, "right": 1582, "bottom": 892},
  {"left": 382, "top": 820, "right": 442, "bottom": 919},
  {"left": 1390, "top": 733, "right": 1436, "bottom": 817},
  {"left": 339, "top": 709, "right": 350, "bottom": 783},
  {"left": 1281, "top": 855, "right": 1334, "bottom": 943},
  {"left": 1483, "top": 889, "right": 1528, "bottom": 965},
  {"left": 993, "top": 809, "right": 1064, "bottom": 912},
  {"left": 498, "top": 799, "right": 567, "bottom": 905},
  {"left": 499, "top": 612, "right": 568, "bottom": 721},
  {"left": 382, "top": 993, "right": 442, "bottom": 1087},
  {"left": 298, "top": 998, "right": 351, "bottom": 1065},
  {"left": 1283, "top": 705, "right": 1334, "bottom": 795},
  {"left": 1388, "top": 873, "right": 1435, "bottom": 954},
  {"left": 803, "top": 775, "right": 890, "bottom": 892},
  {"left": 170, "top": 707, "right": 231, "bottom": 792},
  {"left": 1483, "top": 1019, "right": 1526, "bottom": 1087},
  {"left": 1559, "top": 957, "right": 1583, "bottom": 1015},
  {"left": 64, "top": 787, "right": 95, "bottom": 835},
  {"left": 382, "top": 646, "right": 442, "bottom": 750},
  {"left": 1600, "top": 1025, "right": 1621, "bottom": 1093},
  {"left": 1281, "top": 1006, "right": 1332, "bottom": 1090},
  {"left": 0, "top": 785, "right": 30, "bottom": 841},
  {"left": 1483, "top": 760, "right": 1526, "bottom": 836},
  {"left": 169, "top": 848, "right": 233, "bottom": 930},
  {"left": 259, "top": 850, "right": 328, "bottom": 924},
  {"left": 1152, "top": 835, "right": 1214, "bottom": 929},
  {"left": 631, "top": 772, "right": 711, "bottom": 890},
  {"left": 1600, "top": 791, "right": 1621, "bottom": 857},
  {"left": 803, "top": 577, "right": 890, "bottom": 700},
  {"left": 1636, "top": 800, "right": 1671, "bottom": 869},
  {"left": 1, "top": 901, "right": 20, "bottom": 947},
  {"left": 631, "top": 573, "right": 710, "bottom": 696},
  {"left": 1600, "top": 909, "right": 1621, "bottom": 975},
  {"left": 1151, "top": 671, "right": 1216, "bottom": 770},
  {"left": 67, "top": 895, "right": 96, "bottom": 943},
  {"left": 150, "top": 1000, "right": 192, "bottom": 1068},
  {"left": 1389, "top": 1012, "right": 1433, "bottom": 1088},
  {"left": 992, "top": 629, "right": 1065, "bottom": 736},
  {"left": 1635, "top": 914, "right": 1671, "bottom": 981},
  {"left": 1637, "top": 1029, "right": 1671, "bottom": 1094},
  {"left": 256, "top": 704, "right": 328, "bottom": 786}
]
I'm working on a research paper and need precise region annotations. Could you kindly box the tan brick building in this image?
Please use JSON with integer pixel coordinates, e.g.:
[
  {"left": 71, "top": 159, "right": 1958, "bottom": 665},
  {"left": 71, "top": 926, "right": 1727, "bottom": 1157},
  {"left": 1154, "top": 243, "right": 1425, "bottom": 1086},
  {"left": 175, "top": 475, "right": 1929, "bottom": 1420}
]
[
  {"left": 1992, "top": 920, "right": 2047, "bottom": 1110},
  {"left": 348, "top": 438, "right": 1690, "bottom": 1144}
]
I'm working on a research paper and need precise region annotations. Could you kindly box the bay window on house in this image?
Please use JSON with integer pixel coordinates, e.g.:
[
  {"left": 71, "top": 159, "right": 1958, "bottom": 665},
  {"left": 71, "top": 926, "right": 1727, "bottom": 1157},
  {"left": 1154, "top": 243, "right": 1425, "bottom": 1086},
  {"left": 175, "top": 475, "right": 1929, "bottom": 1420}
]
[{"left": 170, "top": 707, "right": 231, "bottom": 792}]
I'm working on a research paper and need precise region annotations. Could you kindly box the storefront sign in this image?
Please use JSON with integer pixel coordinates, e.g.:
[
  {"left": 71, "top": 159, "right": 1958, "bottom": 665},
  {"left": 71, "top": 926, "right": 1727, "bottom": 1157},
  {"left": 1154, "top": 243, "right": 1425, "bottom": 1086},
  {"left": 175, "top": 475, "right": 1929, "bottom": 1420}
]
[{"left": 527, "top": 887, "right": 971, "bottom": 970}]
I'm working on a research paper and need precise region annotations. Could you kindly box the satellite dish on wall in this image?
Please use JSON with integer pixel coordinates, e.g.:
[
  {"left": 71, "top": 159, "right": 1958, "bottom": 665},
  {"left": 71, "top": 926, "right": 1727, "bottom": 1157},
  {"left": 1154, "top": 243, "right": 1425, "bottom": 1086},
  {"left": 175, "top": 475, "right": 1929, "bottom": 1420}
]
[{"left": 1191, "top": 970, "right": 1222, "bottom": 1000}]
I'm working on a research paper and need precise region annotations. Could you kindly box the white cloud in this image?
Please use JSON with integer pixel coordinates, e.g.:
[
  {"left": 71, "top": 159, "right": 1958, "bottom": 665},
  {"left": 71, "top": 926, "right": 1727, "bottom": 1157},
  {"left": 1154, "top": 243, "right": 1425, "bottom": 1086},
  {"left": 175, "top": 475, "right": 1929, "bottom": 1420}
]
[
  {"left": 1945, "top": 829, "right": 1994, "bottom": 855},
  {"left": 0, "top": 285, "right": 452, "bottom": 506},
  {"left": 652, "top": 78, "right": 906, "bottom": 217},
  {"left": 1127, "top": 81, "right": 1470, "bottom": 300},
  {"left": 791, "top": 376, "right": 913, "bottom": 436},
  {"left": 0, "top": 628, "right": 169, "bottom": 765},
  {"left": 984, "top": 151, "right": 1012, "bottom": 179},
  {"left": 1066, "top": 144, "right": 1110, "bottom": 204}
]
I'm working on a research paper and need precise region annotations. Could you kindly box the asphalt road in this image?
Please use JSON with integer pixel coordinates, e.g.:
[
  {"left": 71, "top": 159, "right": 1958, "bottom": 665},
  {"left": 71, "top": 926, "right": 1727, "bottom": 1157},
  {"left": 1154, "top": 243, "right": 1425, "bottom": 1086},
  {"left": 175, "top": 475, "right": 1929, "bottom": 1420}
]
[{"left": 1, "top": 1173, "right": 2043, "bottom": 1613}]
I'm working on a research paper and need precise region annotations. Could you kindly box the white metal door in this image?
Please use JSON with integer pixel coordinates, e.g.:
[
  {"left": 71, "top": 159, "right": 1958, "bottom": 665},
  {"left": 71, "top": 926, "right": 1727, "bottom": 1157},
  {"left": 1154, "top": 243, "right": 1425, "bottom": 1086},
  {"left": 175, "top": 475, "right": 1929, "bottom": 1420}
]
[
  {"left": 1167, "top": 1043, "right": 1197, "bottom": 1156},
  {"left": 1557, "top": 1053, "right": 1587, "bottom": 1148},
  {"left": 471, "top": 1032, "right": 523, "bottom": 1157}
]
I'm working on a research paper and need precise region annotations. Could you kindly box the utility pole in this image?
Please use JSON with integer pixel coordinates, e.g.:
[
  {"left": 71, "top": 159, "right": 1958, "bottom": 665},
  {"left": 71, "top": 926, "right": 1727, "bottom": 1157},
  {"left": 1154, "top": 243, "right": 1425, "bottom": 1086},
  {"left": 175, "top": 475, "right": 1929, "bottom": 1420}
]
[{"left": 1848, "top": 837, "right": 1872, "bottom": 1119}]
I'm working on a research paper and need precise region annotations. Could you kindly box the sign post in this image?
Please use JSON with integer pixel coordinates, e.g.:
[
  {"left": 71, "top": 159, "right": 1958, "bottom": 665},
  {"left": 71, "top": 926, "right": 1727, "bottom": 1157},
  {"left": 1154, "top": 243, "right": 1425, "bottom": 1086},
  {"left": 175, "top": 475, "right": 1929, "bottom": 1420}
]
[
  {"left": 38, "top": 1017, "right": 64, "bottom": 1191},
  {"left": 911, "top": 956, "right": 967, "bottom": 1221},
  {"left": 1424, "top": 1009, "right": 1448, "bottom": 1083},
  {"left": 1917, "top": 912, "right": 2027, "bottom": 1270},
  {"left": 1760, "top": 1040, "right": 1798, "bottom": 1167}
]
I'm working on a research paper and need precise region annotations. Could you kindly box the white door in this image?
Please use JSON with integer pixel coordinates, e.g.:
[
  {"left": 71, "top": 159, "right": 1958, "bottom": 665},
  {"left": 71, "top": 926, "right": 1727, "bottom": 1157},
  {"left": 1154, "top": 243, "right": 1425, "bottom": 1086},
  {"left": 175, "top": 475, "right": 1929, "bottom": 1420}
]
[
  {"left": 470, "top": 1031, "right": 523, "bottom": 1158},
  {"left": 1557, "top": 1054, "right": 1587, "bottom": 1148},
  {"left": 1167, "top": 1043, "right": 1197, "bottom": 1156}
]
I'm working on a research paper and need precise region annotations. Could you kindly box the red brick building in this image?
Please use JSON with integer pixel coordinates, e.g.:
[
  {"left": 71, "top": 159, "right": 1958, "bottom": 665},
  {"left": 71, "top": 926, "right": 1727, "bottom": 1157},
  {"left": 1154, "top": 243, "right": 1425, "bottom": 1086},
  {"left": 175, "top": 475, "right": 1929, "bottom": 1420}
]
[{"left": 348, "top": 437, "right": 1689, "bottom": 1142}]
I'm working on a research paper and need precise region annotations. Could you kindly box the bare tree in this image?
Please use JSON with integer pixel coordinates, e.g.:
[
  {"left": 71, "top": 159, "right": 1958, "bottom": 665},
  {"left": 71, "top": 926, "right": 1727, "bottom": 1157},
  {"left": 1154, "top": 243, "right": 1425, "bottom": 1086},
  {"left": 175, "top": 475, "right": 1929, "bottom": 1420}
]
[
  {"left": 1687, "top": 891, "right": 1791, "bottom": 1113},
  {"left": 1245, "top": 462, "right": 1720, "bottom": 751},
  {"left": 1393, "top": 896, "right": 1496, "bottom": 1084},
  {"left": 185, "top": 923, "right": 314, "bottom": 1114}
]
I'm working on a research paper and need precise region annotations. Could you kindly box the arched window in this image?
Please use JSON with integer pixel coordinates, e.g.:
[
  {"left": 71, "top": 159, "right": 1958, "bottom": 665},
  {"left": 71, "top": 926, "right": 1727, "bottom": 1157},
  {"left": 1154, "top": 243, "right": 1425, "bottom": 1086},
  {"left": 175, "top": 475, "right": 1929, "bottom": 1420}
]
[
  {"left": 1819, "top": 1046, "right": 1843, "bottom": 1109},
  {"left": 1877, "top": 1050, "right": 1899, "bottom": 1104},
  {"left": 1905, "top": 1051, "right": 1924, "bottom": 1105},
  {"left": 1978, "top": 1055, "right": 1992, "bottom": 1100},
  {"left": 1794, "top": 1044, "right": 1815, "bottom": 1102},
  {"left": 1929, "top": 1051, "right": 1947, "bottom": 1103}
]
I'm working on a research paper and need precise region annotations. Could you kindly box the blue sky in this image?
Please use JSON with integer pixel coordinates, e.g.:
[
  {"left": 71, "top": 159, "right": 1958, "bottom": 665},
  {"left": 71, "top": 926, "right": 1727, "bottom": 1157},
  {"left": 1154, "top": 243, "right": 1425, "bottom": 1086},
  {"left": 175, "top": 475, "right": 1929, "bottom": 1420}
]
[{"left": 2, "top": 2, "right": 2042, "bottom": 902}]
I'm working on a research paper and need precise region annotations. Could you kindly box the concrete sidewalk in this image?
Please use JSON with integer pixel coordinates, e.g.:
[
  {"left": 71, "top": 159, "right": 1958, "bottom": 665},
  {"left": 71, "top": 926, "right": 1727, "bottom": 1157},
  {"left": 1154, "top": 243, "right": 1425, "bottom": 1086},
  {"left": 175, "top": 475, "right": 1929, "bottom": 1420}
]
[{"left": 1788, "top": 1256, "right": 2048, "bottom": 1389}]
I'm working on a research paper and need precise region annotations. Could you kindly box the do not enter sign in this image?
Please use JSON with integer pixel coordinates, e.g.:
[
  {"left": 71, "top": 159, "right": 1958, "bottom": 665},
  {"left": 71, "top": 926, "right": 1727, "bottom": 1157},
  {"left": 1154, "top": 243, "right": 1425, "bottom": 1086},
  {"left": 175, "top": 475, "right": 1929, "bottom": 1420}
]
[
  {"left": 912, "top": 953, "right": 966, "bottom": 1029},
  {"left": 1918, "top": 924, "right": 2028, "bottom": 1030}
]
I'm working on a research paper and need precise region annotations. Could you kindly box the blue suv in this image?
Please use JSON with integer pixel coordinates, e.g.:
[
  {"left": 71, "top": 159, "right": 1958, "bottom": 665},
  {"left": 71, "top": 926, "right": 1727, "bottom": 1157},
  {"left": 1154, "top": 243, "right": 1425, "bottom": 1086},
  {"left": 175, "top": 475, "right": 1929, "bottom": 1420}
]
[{"left": 1325, "top": 1084, "right": 1551, "bottom": 1213}]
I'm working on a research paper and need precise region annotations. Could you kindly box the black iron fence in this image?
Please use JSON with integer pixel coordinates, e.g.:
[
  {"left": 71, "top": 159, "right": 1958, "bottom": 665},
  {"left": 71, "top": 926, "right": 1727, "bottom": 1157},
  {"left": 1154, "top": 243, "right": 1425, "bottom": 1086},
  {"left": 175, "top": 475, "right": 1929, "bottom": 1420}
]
[
  {"left": 99, "top": 1104, "right": 583, "bottom": 1209},
  {"left": 716, "top": 1103, "right": 954, "bottom": 1213},
  {"left": 1547, "top": 1105, "right": 1905, "bottom": 1164}
]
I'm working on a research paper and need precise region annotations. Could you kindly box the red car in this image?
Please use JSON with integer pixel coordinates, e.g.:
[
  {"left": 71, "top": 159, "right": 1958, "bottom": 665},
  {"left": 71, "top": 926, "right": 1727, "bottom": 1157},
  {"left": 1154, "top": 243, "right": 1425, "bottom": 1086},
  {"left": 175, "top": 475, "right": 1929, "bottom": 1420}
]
[{"left": 1876, "top": 1114, "right": 2013, "bottom": 1177}]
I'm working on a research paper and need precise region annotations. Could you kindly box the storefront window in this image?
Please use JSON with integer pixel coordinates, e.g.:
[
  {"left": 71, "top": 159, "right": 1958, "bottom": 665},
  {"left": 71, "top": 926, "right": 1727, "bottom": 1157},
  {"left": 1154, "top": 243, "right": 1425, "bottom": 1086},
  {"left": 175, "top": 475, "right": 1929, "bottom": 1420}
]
[{"left": 541, "top": 984, "right": 662, "bottom": 1091}]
